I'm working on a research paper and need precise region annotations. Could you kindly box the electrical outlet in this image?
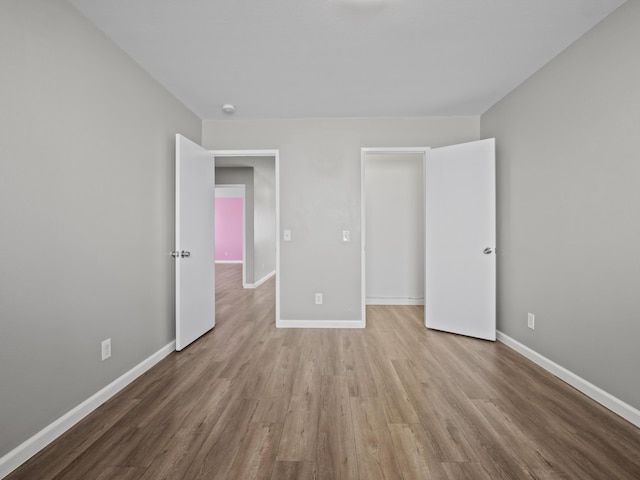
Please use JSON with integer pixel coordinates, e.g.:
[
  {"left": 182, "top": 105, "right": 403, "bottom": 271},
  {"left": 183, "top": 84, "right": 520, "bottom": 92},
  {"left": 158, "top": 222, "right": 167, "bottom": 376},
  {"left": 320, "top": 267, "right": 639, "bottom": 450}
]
[
  {"left": 101, "top": 338, "right": 111, "bottom": 361},
  {"left": 315, "top": 293, "right": 323, "bottom": 305},
  {"left": 342, "top": 230, "right": 350, "bottom": 242},
  {"left": 527, "top": 313, "right": 535, "bottom": 330}
]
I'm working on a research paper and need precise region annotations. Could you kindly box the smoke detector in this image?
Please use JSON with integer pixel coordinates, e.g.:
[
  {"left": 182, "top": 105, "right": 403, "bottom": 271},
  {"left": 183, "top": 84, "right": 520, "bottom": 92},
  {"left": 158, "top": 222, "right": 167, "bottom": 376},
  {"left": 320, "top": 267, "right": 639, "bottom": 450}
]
[{"left": 221, "top": 104, "right": 236, "bottom": 114}]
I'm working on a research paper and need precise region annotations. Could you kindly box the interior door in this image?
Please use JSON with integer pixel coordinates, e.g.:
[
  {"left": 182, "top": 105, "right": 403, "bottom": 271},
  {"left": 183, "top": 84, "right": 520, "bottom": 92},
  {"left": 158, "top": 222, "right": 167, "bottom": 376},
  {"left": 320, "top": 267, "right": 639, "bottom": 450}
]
[
  {"left": 175, "top": 134, "right": 215, "bottom": 351},
  {"left": 425, "top": 138, "right": 496, "bottom": 340}
]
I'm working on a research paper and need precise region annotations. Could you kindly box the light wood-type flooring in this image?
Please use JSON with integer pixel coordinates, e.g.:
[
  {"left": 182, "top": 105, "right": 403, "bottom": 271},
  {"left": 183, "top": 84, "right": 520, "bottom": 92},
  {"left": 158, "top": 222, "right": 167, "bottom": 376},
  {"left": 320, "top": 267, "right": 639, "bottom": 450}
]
[{"left": 8, "top": 264, "right": 640, "bottom": 479}]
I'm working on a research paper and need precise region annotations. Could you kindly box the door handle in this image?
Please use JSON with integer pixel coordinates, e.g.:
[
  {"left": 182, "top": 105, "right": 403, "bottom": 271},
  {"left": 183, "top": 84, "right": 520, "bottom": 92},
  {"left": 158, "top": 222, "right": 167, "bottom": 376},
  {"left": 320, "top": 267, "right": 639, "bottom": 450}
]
[
  {"left": 483, "top": 247, "right": 495, "bottom": 255},
  {"left": 180, "top": 250, "right": 191, "bottom": 258}
]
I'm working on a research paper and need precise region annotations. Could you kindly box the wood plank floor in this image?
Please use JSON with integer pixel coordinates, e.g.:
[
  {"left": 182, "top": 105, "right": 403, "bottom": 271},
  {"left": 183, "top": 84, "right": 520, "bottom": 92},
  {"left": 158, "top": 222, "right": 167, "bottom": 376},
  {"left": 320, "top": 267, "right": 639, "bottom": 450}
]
[{"left": 8, "top": 264, "right": 640, "bottom": 479}]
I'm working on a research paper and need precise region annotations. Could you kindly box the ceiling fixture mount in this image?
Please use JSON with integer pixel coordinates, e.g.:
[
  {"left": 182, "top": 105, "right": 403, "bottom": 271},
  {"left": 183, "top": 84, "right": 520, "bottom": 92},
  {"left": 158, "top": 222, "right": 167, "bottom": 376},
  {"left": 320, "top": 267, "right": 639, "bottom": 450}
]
[{"left": 221, "top": 104, "right": 236, "bottom": 114}]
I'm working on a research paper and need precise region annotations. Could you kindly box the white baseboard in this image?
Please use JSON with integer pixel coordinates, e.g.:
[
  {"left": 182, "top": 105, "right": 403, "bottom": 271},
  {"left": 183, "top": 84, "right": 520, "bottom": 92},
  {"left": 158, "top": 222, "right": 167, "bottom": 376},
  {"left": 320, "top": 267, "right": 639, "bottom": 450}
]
[
  {"left": 215, "top": 260, "right": 242, "bottom": 264},
  {"left": 366, "top": 297, "right": 424, "bottom": 306},
  {"left": 277, "top": 319, "right": 365, "bottom": 329},
  {"left": 0, "top": 341, "right": 176, "bottom": 479},
  {"left": 244, "top": 269, "right": 275, "bottom": 289},
  {"left": 497, "top": 331, "right": 640, "bottom": 428}
]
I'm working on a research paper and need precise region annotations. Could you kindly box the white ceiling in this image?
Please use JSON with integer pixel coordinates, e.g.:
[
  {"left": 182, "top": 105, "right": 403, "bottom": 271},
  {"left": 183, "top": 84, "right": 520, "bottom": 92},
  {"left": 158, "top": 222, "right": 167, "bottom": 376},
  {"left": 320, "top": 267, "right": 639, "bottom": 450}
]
[{"left": 68, "top": 0, "right": 626, "bottom": 120}]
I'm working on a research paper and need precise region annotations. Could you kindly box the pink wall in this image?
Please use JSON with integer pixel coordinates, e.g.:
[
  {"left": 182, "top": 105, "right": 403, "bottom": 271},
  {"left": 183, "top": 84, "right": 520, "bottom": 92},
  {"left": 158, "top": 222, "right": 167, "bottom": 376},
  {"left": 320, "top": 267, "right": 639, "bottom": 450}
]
[{"left": 215, "top": 198, "right": 243, "bottom": 261}]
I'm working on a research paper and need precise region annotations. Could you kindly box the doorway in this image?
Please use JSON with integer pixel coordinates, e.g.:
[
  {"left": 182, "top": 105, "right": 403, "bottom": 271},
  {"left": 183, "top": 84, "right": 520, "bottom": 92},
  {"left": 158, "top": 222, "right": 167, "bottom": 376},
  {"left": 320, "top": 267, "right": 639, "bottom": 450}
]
[
  {"left": 361, "top": 148, "right": 429, "bottom": 325},
  {"left": 214, "top": 183, "right": 245, "bottom": 275},
  {"left": 212, "top": 151, "right": 280, "bottom": 321},
  {"left": 175, "top": 137, "right": 281, "bottom": 351},
  {"left": 364, "top": 152, "right": 425, "bottom": 305},
  {"left": 360, "top": 140, "right": 496, "bottom": 340}
]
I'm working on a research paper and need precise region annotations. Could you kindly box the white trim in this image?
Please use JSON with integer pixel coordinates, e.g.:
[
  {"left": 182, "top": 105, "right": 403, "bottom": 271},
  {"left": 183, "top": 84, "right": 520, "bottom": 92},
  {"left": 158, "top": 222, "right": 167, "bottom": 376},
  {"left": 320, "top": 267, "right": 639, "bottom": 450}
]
[
  {"left": 243, "top": 269, "right": 276, "bottom": 289},
  {"left": 210, "top": 149, "right": 280, "bottom": 157},
  {"left": 362, "top": 147, "right": 431, "bottom": 154},
  {"left": 210, "top": 150, "right": 280, "bottom": 326},
  {"left": 497, "top": 331, "right": 640, "bottom": 428},
  {"left": 366, "top": 297, "right": 424, "bottom": 305},
  {"left": 361, "top": 147, "right": 430, "bottom": 330},
  {"left": 0, "top": 342, "right": 175, "bottom": 479},
  {"left": 276, "top": 319, "right": 365, "bottom": 329},
  {"left": 214, "top": 184, "right": 245, "bottom": 198},
  {"left": 215, "top": 260, "right": 243, "bottom": 264},
  {"left": 275, "top": 153, "right": 280, "bottom": 326},
  {"left": 360, "top": 150, "right": 367, "bottom": 327}
]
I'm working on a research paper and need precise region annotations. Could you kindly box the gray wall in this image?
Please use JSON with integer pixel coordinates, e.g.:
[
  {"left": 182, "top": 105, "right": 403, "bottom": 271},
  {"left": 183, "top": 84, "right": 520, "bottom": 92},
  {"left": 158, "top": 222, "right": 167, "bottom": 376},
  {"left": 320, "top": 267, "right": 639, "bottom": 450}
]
[
  {"left": 215, "top": 167, "right": 255, "bottom": 283},
  {"left": 481, "top": 1, "right": 640, "bottom": 410},
  {"left": 365, "top": 153, "right": 425, "bottom": 303},
  {"left": 202, "top": 117, "right": 479, "bottom": 321},
  {"left": 0, "top": 0, "right": 201, "bottom": 458},
  {"left": 253, "top": 162, "right": 277, "bottom": 283}
]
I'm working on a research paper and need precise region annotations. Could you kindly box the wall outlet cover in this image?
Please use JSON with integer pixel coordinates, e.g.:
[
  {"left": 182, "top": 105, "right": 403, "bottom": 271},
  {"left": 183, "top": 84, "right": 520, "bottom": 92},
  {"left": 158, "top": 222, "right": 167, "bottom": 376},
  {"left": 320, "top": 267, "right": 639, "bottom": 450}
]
[
  {"left": 101, "top": 338, "right": 112, "bottom": 361},
  {"left": 527, "top": 313, "right": 535, "bottom": 330}
]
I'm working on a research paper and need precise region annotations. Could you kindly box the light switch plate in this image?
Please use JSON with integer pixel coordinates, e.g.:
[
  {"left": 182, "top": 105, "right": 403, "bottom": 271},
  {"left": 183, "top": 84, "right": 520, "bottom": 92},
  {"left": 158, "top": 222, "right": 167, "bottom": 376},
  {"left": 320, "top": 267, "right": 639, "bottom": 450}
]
[{"left": 101, "top": 338, "right": 111, "bottom": 361}]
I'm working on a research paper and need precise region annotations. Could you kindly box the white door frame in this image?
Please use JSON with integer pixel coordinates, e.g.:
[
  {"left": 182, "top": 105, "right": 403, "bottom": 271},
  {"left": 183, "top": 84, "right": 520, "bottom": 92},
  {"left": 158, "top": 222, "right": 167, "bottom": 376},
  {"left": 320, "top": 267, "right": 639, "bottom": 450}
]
[
  {"left": 214, "top": 184, "right": 246, "bottom": 283},
  {"left": 361, "top": 147, "right": 430, "bottom": 327},
  {"left": 211, "top": 149, "right": 280, "bottom": 325}
]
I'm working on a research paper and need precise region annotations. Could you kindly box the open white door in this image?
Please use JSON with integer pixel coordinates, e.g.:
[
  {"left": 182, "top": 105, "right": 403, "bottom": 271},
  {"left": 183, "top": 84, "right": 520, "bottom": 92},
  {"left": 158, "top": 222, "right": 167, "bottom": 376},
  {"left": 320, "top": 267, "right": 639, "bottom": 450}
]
[
  {"left": 425, "top": 138, "right": 496, "bottom": 341},
  {"left": 175, "top": 134, "right": 215, "bottom": 351}
]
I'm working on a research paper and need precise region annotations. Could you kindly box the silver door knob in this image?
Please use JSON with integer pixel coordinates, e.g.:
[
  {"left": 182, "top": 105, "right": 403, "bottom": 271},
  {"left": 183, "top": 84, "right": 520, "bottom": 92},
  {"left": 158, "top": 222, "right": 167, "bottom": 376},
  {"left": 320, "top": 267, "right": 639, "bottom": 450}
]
[
  {"left": 483, "top": 247, "right": 494, "bottom": 255},
  {"left": 180, "top": 250, "right": 191, "bottom": 258}
]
